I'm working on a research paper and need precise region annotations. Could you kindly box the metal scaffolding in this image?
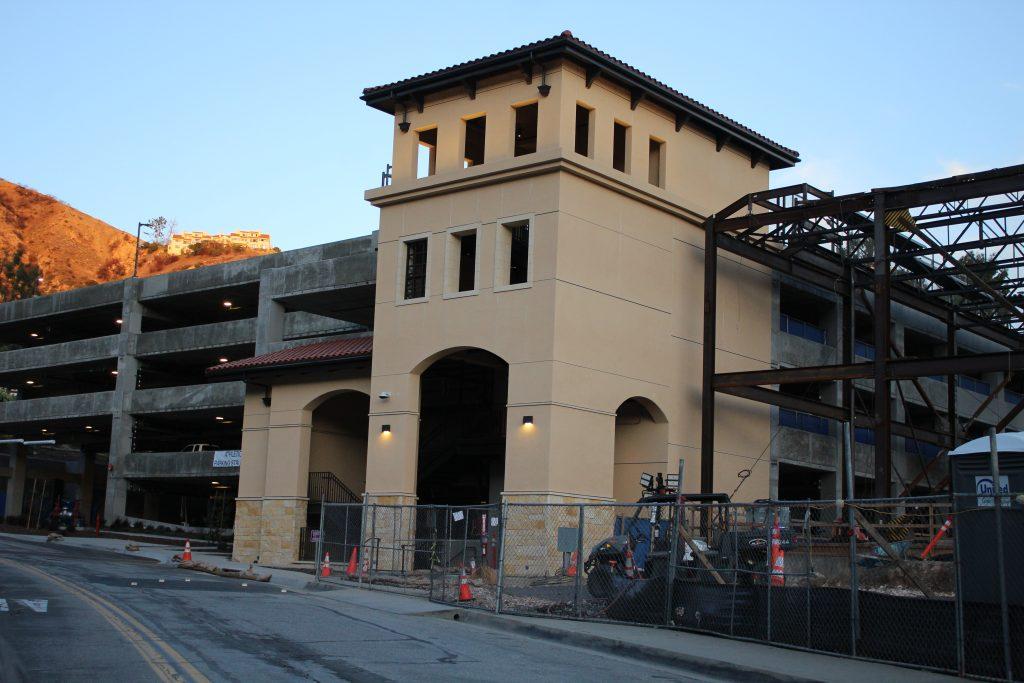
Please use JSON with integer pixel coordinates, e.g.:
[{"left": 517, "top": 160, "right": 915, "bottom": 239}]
[{"left": 700, "top": 164, "right": 1024, "bottom": 497}]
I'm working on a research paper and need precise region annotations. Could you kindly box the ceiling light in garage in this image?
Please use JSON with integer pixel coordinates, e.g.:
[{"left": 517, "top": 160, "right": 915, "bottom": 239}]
[
  {"left": 211, "top": 481, "right": 220, "bottom": 486},
  {"left": 25, "top": 380, "right": 34, "bottom": 385},
  {"left": 29, "top": 332, "right": 38, "bottom": 338},
  {"left": 110, "top": 370, "right": 118, "bottom": 376},
  {"left": 222, "top": 300, "right": 233, "bottom": 308},
  {"left": 215, "top": 416, "right": 224, "bottom": 420},
  {"left": 218, "top": 357, "right": 228, "bottom": 363},
  {"left": 115, "top": 318, "right": 123, "bottom": 325}
]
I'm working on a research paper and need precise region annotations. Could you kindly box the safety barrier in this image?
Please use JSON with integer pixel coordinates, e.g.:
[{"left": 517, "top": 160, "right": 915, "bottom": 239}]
[{"left": 315, "top": 493, "right": 1023, "bottom": 681}]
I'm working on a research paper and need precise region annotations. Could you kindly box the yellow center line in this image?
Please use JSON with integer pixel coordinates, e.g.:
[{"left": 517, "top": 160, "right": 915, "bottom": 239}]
[{"left": 0, "top": 557, "right": 210, "bottom": 683}]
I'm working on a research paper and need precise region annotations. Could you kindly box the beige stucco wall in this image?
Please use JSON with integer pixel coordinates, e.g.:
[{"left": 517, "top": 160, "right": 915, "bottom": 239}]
[
  {"left": 235, "top": 54, "right": 780, "bottom": 562},
  {"left": 234, "top": 376, "right": 370, "bottom": 563},
  {"left": 365, "top": 61, "right": 774, "bottom": 506}
]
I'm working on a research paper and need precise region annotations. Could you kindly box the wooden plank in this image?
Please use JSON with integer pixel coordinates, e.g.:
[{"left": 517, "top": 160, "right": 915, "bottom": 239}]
[{"left": 677, "top": 524, "right": 726, "bottom": 585}]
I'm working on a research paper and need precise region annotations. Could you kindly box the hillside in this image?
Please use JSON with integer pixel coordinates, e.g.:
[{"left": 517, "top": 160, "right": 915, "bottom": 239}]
[{"left": 0, "top": 179, "right": 268, "bottom": 296}]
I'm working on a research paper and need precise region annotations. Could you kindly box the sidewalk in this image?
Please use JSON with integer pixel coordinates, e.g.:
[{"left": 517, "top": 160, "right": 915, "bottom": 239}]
[{"left": 5, "top": 533, "right": 966, "bottom": 682}]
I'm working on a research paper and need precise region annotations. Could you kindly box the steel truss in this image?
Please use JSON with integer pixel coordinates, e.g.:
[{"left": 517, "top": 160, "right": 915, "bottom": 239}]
[{"left": 700, "top": 164, "right": 1024, "bottom": 497}]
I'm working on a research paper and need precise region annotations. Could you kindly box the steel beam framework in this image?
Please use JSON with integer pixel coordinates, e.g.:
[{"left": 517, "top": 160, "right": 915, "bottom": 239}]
[{"left": 701, "top": 164, "right": 1024, "bottom": 497}]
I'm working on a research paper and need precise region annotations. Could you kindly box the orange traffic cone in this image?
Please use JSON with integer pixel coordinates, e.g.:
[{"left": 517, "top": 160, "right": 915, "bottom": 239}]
[
  {"left": 566, "top": 550, "right": 578, "bottom": 577},
  {"left": 346, "top": 547, "right": 358, "bottom": 577},
  {"left": 770, "top": 517, "right": 785, "bottom": 587},
  {"left": 624, "top": 546, "right": 636, "bottom": 579},
  {"left": 458, "top": 566, "right": 474, "bottom": 602},
  {"left": 321, "top": 552, "right": 332, "bottom": 578},
  {"left": 182, "top": 539, "right": 192, "bottom": 562}
]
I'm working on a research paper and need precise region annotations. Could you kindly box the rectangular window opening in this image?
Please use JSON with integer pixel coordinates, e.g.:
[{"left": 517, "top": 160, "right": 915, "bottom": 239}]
[
  {"left": 457, "top": 233, "right": 476, "bottom": 292},
  {"left": 574, "top": 104, "right": 591, "bottom": 156},
  {"left": 416, "top": 128, "right": 437, "bottom": 178},
  {"left": 404, "top": 238, "right": 428, "bottom": 300},
  {"left": 508, "top": 222, "right": 530, "bottom": 286},
  {"left": 514, "top": 103, "right": 538, "bottom": 157},
  {"left": 648, "top": 138, "right": 663, "bottom": 187},
  {"left": 464, "top": 116, "right": 486, "bottom": 167},
  {"left": 612, "top": 121, "right": 629, "bottom": 173}
]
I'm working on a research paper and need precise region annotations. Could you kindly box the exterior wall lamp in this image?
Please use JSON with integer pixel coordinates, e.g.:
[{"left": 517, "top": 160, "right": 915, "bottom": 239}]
[
  {"left": 398, "top": 105, "right": 410, "bottom": 134},
  {"left": 381, "top": 424, "right": 391, "bottom": 434},
  {"left": 522, "top": 416, "right": 534, "bottom": 426}
]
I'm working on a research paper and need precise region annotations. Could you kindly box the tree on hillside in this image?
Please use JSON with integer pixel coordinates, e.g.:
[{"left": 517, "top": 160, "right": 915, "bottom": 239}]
[
  {"left": 145, "top": 216, "right": 177, "bottom": 245},
  {"left": 0, "top": 248, "right": 42, "bottom": 302}
]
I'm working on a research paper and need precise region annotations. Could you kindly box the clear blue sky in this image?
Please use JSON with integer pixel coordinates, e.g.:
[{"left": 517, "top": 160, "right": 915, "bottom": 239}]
[{"left": 3, "top": 1, "right": 1022, "bottom": 251}]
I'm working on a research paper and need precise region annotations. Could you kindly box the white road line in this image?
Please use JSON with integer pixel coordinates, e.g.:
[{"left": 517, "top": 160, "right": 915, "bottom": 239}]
[{"left": 16, "top": 599, "right": 48, "bottom": 613}]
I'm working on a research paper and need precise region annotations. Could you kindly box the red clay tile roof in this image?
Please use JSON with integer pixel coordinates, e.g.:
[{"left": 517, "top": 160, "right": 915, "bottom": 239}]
[
  {"left": 207, "top": 336, "right": 372, "bottom": 376},
  {"left": 361, "top": 31, "right": 798, "bottom": 167}
]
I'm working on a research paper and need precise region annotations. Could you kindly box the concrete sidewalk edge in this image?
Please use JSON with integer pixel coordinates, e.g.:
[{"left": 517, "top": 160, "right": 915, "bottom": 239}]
[{"left": 426, "top": 608, "right": 821, "bottom": 683}]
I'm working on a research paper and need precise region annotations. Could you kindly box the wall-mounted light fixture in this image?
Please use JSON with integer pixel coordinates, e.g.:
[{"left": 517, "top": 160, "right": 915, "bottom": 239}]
[
  {"left": 522, "top": 415, "right": 534, "bottom": 425},
  {"left": 537, "top": 66, "right": 550, "bottom": 97},
  {"left": 398, "top": 105, "right": 411, "bottom": 134},
  {"left": 381, "top": 424, "right": 392, "bottom": 435}
]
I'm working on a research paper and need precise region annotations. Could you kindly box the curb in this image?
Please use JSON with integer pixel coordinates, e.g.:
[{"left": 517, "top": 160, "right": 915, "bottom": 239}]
[{"left": 426, "top": 608, "right": 823, "bottom": 683}]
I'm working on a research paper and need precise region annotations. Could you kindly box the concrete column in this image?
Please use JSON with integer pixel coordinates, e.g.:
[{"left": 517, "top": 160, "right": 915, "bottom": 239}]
[
  {"left": 255, "top": 272, "right": 285, "bottom": 355},
  {"left": 365, "top": 373, "right": 420, "bottom": 502},
  {"left": 104, "top": 279, "right": 142, "bottom": 524},
  {"left": 79, "top": 450, "right": 95, "bottom": 524},
  {"left": 4, "top": 445, "right": 28, "bottom": 519}
]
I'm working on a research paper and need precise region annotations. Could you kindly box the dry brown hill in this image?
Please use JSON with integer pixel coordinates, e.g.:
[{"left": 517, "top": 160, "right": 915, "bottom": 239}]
[{"left": 0, "top": 179, "right": 267, "bottom": 296}]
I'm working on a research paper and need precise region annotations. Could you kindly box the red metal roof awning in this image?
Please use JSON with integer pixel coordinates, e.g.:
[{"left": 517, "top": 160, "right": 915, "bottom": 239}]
[{"left": 206, "top": 336, "right": 372, "bottom": 377}]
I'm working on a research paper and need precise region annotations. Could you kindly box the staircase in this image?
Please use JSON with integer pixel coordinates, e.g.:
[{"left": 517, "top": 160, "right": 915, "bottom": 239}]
[{"left": 308, "top": 471, "right": 360, "bottom": 504}]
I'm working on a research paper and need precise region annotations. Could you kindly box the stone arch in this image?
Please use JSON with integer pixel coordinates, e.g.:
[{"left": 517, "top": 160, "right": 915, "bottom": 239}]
[
  {"left": 410, "top": 344, "right": 509, "bottom": 377},
  {"left": 613, "top": 396, "right": 669, "bottom": 502},
  {"left": 307, "top": 389, "right": 370, "bottom": 498},
  {"left": 415, "top": 347, "right": 509, "bottom": 506}
]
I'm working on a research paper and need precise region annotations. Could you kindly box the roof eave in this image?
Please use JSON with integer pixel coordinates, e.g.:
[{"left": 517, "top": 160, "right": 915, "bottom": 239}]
[
  {"left": 361, "top": 38, "right": 799, "bottom": 170},
  {"left": 205, "top": 353, "right": 372, "bottom": 382}
]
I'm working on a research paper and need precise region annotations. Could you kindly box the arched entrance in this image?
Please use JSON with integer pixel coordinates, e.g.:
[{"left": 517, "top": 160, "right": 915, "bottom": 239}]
[
  {"left": 308, "top": 391, "right": 370, "bottom": 498},
  {"left": 613, "top": 397, "right": 668, "bottom": 502},
  {"left": 416, "top": 349, "right": 508, "bottom": 505}
]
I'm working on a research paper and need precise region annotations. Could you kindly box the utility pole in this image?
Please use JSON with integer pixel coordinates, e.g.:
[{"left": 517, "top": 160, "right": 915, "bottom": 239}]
[{"left": 133, "top": 222, "right": 153, "bottom": 278}]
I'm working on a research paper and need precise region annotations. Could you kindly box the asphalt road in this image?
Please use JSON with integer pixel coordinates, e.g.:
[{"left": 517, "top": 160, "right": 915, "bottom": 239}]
[{"left": 0, "top": 535, "right": 715, "bottom": 682}]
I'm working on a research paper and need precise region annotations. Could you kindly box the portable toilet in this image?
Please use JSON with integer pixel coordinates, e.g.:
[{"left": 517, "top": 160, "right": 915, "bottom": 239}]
[{"left": 948, "top": 432, "right": 1024, "bottom": 605}]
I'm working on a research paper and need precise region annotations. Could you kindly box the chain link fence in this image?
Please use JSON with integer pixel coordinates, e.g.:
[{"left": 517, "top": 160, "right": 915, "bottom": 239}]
[{"left": 315, "top": 493, "right": 1022, "bottom": 680}]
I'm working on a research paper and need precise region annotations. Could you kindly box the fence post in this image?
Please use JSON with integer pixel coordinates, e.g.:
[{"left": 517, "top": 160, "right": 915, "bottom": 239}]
[
  {"left": 804, "top": 507, "right": 811, "bottom": 648},
  {"left": 315, "top": 501, "right": 326, "bottom": 583},
  {"left": 575, "top": 505, "right": 585, "bottom": 618},
  {"left": 988, "top": 428, "right": 1013, "bottom": 682},
  {"left": 765, "top": 501, "right": 773, "bottom": 642},
  {"left": 495, "top": 500, "right": 508, "bottom": 614},
  {"left": 663, "top": 459, "right": 684, "bottom": 626},
  {"left": 843, "top": 422, "right": 859, "bottom": 657},
  {"left": 358, "top": 493, "right": 368, "bottom": 587},
  {"left": 952, "top": 491, "right": 966, "bottom": 676}
]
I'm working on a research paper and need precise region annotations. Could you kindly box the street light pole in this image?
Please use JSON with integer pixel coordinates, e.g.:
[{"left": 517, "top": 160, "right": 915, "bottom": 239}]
[{"left": 133, "top": 222, "right": 153, "bottom": 278}]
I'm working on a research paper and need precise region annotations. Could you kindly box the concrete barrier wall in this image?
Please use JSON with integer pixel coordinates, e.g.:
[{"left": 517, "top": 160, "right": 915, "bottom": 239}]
[
  {"left": 0, "top": 280, "right": 125, "bottom": 325},
  {"left": 122, "top": 450, "right": 240, "bottom": 478},
  {"left": 136, "top": 319, "right": 256, "bottom": 356},
  {"left": 0, "top": 391, "right": 114, "bottom": 422},
  {"left": 0, "top": 335, "right": 118, "bottom": 372},
  {"left": 131, "top": 382, "right": 245, "bottom": 414}
]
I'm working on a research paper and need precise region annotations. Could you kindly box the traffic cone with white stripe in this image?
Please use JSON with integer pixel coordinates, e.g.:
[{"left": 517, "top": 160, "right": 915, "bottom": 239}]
[
  {"left": 566, "top": 550, "right": 578, "bottom": 577},
  {"left": 458, "top": 565, "right": 474, "bottom": 602},
  {"left": 624, "top": 546, "right": 636, "bottom": 579},
  {"left": 321, "top": 551, "right": 332, "bottom": 578},
  {"left": 346, "top": 547, "right": 358, "bottom": 577},
  {"left": 770, "top": 517, "right": 785, "bottom": 587},
  {"left": 182, "top": 539, "right": 192, "bottom": 562}
]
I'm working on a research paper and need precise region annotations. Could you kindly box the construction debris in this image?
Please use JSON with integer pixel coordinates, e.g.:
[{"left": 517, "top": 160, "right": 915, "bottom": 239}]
[
  {"left": 124, "top": 543, "right": 140, "bottom": 552},
  {"left": 177, "top": 560, "right": 271, "bottom": 582},
  {"left": 45, "top": 533, "right": 63, "bottom": 542}
]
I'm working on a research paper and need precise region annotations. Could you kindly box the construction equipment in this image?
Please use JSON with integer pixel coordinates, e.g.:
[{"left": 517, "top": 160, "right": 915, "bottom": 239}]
[{"left": 583, "top": 472, "right": 794, "bottom": 604}]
